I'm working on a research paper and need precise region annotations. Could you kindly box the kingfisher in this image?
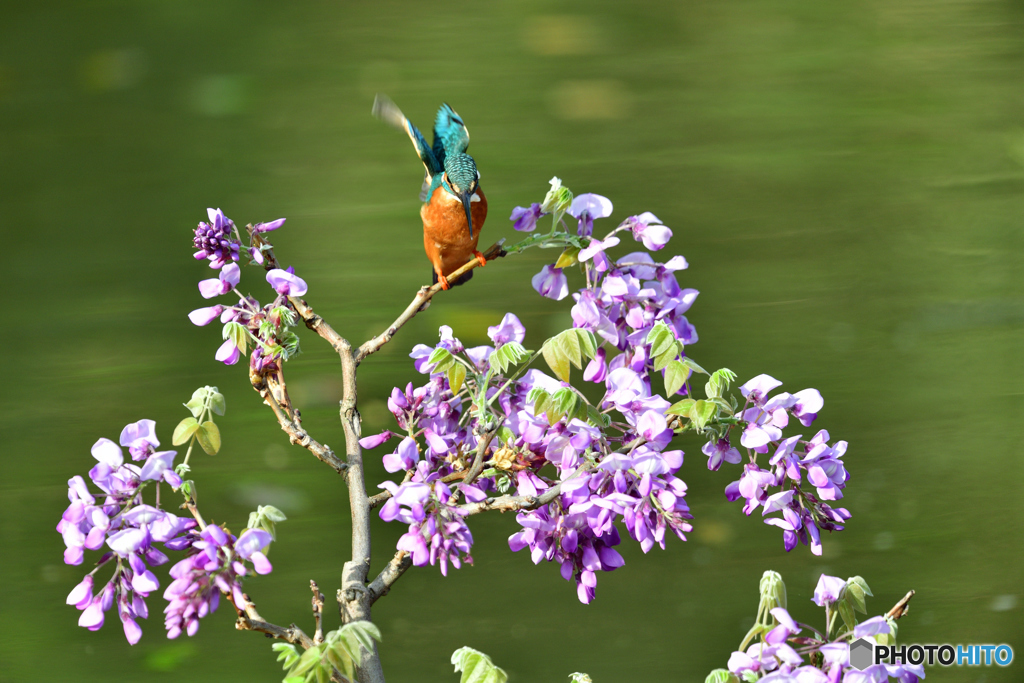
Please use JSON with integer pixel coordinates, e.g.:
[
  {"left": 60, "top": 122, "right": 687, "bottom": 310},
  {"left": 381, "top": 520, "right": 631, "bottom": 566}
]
[{"left": 372, "top": 94, "right": 488, "bottom": 290}]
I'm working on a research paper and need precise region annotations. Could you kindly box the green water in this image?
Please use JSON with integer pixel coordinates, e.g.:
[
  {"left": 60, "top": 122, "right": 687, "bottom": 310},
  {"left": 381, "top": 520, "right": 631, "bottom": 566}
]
[{"left": 2, "top": 1, "right": 1022, "bottom": 681}]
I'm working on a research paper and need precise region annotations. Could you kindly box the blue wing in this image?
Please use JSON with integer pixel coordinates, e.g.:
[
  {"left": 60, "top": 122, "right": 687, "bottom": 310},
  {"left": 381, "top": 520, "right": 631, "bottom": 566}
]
[
  {"left": 432, "top": 103, "right": 470, "bottom": 164},
  {"left": 373, "top": 94, "right": 442, "bottom": 178}
]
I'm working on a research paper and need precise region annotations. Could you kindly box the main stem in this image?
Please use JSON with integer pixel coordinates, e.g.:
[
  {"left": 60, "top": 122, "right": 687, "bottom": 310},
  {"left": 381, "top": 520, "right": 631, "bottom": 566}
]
[{"left": 337, "top": 340, "right": 385, "bottom": 683}]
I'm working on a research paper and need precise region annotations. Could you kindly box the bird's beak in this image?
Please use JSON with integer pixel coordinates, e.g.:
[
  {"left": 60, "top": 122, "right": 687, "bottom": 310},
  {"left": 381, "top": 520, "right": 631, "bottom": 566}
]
[{"left": 460, "top": 190, "right": 474, "bottom": 239}]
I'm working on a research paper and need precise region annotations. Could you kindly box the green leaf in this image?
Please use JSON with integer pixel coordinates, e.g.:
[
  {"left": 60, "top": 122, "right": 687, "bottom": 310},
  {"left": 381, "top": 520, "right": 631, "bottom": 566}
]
[
  {"left": 845, "top": 583, "right": 868, "bottom": 614},
  {"left": 705, "top": 670, "right": 741, "bottom": 683},
  {"left": 664, "top": 360, "right": 691, "bottom": 397},
  {"left": 497, "top": 426, "right": 515, "bottom": 446},
  {"left": 541, "top": 338, "right": 571, "bottom": 382},
  {"left": 426, "top": 347, "right": 454, "bottom": 374},
  {"left": 451, "top": 647, "right": 508, "bottom": 683},
  {"left": 172, "top": 417, "right": 200, "bottom": 446},
  {"left": 847, "top": 575, "right": 873, "bottom": 597},
  {"left": 527, "top": 388, "right": 549, "bottom": 405},
  {"left": 837, "top": 600, "right": 857, "bottom": 633},
  {"left": 196, "top": 421, "right": 221, "bottom": 455},
  {"left": 681, "top": 357, "right": 709, "bottom": 375},
  {"left": 533, "top": 392, "right": 552, "bottom": 420},
  {"left": 691, "top": 400, "right": 717, "bottom": 430},
  {"left": 290, "top": 645, "right": 324, "bottom": 676},
  {"left": 647, "top": 321, "right": 676, "bottom": 359},
  {"left": 554, "top": 246, "right": 580, "bottom": 269},
  {"left": 223, "top": 322, "right": 248, "bottom": 354},
  {"left": 260, "top": 505, "right": 287, "bottom": 522},
  {"left": 575, "top": 329, "right": 597, "bottom": 361},
  {"left": 705, "top": 369, "right": 736, "bottom": 399},
  {"left": 184, "top": 395, "right": 205, "bottom": 418},
  {"left": 448, "top": 363, "right": 467, "bottom": 396},
  {"left": 555, "top": 329, "right": 583, "bottom": 369},
  {"left": 652, "top": 344, "right": 677, "bottom": 372},
  {"left": 210, "top": 390, "right": 226, "bottom": 416},
  {"left": 667, "top": 398, "right": 696, "bottom": 418}
]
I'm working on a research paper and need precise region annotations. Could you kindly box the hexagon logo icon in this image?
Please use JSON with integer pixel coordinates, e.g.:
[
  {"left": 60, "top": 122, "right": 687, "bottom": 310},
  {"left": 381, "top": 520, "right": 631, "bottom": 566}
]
[{"left": 850, "top": 638, "right": 875, "bottom": 670}]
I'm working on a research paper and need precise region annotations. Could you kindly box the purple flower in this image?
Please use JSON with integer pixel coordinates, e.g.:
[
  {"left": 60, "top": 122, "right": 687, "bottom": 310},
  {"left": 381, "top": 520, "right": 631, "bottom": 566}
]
[
  {"left": 853, "top": 616, "right": 891, "bottom": 638},
  {"left": 382, "top": 436, "right": 420, "bottom": 473},
  {"left": 188, "top": 305, "right": 224, "bottom": 327},
  {"left": 532, "top": 265, "right": 569, "bottom": 300},
  {"left": 119, "top": 420, "right": 159, "bottom": 461},
  {"left": 215, "top": 339, "right": 240, "bottom": 365},
  {"left": 792, "top": 388, "right": 824, "bottom": 426},
  {"left": 266, "top": 268, "right": 308, "bottom": 297},
  {"left": 812, "top": 574, "right": 846, "bottom": 606},
  {"left": 568, "top": 193, "right": 613, "bottom": 237},
  {"left": 623, "top": 212, "right": 672, "bottom": 250},
  {"left": 487, "top": 313, "right": 526, "bottom": 347},
  {"left": 359, "top": 431, "right": 394, "bottom": 450},
  {"left": 198, "top": 263, "right": 240, "bottom": 299},
  {"left": 702, "top": 438, "right": 742, "bottom": 470},
  {"left": 510, "top": 203, "right": 544, "bottom": 232},
  {"left": 253, "top": 218, "right": 286, "bottom": 233},
  {"left": 193, "top": 208, "right": 240, "bottom": 269}
]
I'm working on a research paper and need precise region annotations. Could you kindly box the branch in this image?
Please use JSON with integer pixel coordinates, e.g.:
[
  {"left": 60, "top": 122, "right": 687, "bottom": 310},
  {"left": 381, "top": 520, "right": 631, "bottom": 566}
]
[
  {"left": 311, "top": 581, "right": 325, "bottom": 645},
  {"left": 356, "top": 240, "right": 507, "bottom": 363},
  {"left": 368, "top": 470, "right": 467, "bottom": 510},
  {"left": 463, "top": 427, "right": 499, "bottom": 487},
  {"left": 250, "top": 370, "right": 347, "bottom": 474},
  {"left": 367, "top": 550, "right": 413, "bottom": 604},
  {"left": 460, "top": 461, "right": 598, "bottom": 516},
  {"left": 886, "top": 590, "right": 915, "bottom": 620},
  {"left": 232, "top": 590, "right": 314, "bottom": 649}
]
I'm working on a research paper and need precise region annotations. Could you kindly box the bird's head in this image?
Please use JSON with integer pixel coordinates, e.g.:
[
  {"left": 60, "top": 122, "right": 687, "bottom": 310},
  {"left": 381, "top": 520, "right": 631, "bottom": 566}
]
[{"left": 442, "top": 152, "right": 480, "bottom": 238}]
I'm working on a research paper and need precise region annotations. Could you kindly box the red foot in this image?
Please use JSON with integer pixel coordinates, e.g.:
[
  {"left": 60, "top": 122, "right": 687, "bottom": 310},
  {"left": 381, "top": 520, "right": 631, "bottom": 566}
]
[
  {"left": 438, "top": 274, "right": 451, "bottom": 290},
  {"left": 474, "top": 250, "right": 487, "bottom": 267}
]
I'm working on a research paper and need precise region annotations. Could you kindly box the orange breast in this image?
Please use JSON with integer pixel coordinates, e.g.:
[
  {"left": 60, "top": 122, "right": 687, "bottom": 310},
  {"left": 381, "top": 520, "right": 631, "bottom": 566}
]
[{"left": 421, "top": 185, "right": 488, "bottom": 277}]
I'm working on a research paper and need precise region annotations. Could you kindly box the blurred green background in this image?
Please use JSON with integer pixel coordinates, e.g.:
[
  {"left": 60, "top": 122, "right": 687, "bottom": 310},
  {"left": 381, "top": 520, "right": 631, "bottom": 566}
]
[{"left": 2, "top": 0, "right": 1022, "bottom": 681}]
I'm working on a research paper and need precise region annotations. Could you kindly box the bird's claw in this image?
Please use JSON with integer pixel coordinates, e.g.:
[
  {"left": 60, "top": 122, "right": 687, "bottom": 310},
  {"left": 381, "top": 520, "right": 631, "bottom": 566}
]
[
  {"left": 474, "top": 251, "right": 487, "bottom": 267},
  {"left": 438, "top": 274, "right": 450, "bottom": 290}
]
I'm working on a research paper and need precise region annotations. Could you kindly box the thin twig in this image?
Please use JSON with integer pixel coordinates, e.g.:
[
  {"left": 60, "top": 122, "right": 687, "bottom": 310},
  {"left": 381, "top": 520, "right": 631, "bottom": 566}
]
[
  {"left": 251, "top": 373, "right": 347, "bottom": 474},
  {"left": 356, "top": 241, "right": 507, "bottom": 363},
  {"left": 367, "top": 551, "right": 413, "bottom": 604},
  {"left": 367, "top": 470, "right": 468, "bottom": 510},
  {"left": 463, "top": 427, "right": 499, "bottom": 487},
  {"left": 232, "top": 590, "right": 314, "bottom": 649},
  {"left": 311, "top": 581, "right": 325, "bottom": 645}
]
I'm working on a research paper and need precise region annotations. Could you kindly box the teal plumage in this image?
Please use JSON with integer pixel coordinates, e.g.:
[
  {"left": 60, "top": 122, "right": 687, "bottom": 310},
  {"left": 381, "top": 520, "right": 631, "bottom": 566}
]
[{"left": 373, "top": 94, "right": 488, "bottom": 289}]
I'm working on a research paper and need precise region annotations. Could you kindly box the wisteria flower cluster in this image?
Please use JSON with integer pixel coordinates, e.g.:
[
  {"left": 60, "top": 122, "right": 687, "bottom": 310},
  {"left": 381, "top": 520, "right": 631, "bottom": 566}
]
[
  {"left": 708, "top": 571, "right": 921, "bottom": 683},
  {"left": 59, "top": 404, "right": 282, "bottom": 644},
  {"left": 362, "top": 180, "right": 852, "bottom": 603},
  {"left": 189, "top": 207, "right": 304, "bottom": 371}
]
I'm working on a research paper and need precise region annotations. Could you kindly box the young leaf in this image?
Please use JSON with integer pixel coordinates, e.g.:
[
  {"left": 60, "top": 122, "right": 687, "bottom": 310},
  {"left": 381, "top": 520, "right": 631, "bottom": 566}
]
[
  {"left": 664, "top": 360, "right": 691, "bottom": 397},
  {"left": 691, "top": 400, "right": 717, "bottom": 430},
  {"left": 427, "top": 347, "right": 455, "bottom": 373},
  {"left": 210, "top": 390, "right": 226, "bottom": 416},
  {"left": 554, "top": 329, "right": 583, "bottom": 369},
  {"left": 196, "top": 421, "right": 221, "bottom": 455},
  {"left": 647, "top": 321, "right": 676, "bottom": 358},
  {"left": 541, "top": 339, "right": 571, "bottom": 382},
  {"left": 681, "top": 357, "right": 709, "bottom": 375},
  {"left": 172, "top": 417, "right": 200, "bottom": 446},
  {"left": 451, "top": 647, "right": 508, "bottom": 683},
  {"left": 184, "top": 394, "right": 205, "bottom": 418},
  {"left": 448, "top": 363, "right": 467, "bottom": 396},
  {"left": 667, "top": 398, "right": 696, "bottom": 418},
  {"left": 554, "top": 246, "right": 580, "bottom": 269},
  {"left": 575, "top": 329, "right": 597, "bottom": 360},
  {"left": 705, "top": 670, "right": 741, "bottom": 683}
]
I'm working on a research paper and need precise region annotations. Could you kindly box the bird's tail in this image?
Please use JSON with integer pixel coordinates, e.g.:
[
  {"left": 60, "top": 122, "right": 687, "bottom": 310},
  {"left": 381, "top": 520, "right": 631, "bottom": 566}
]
[{"left": 372, "top": 93, "right": 408, "bottom": 132}]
